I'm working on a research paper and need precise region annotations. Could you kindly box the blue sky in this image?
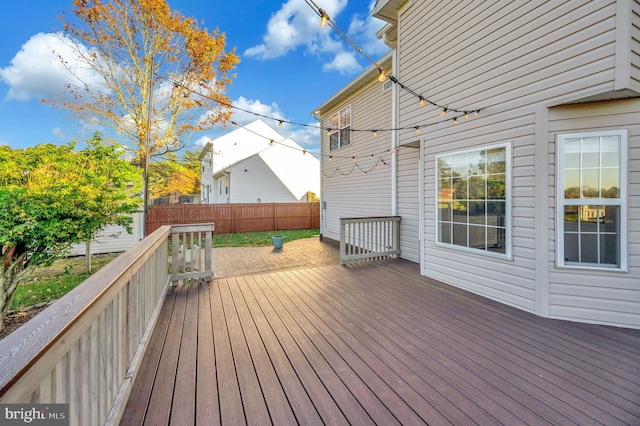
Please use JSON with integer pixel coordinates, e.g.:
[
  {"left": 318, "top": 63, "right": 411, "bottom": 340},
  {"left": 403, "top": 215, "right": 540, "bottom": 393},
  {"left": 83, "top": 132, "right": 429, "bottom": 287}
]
[{"left": 0, "top": 0, "right": 389, "bottom": 155}]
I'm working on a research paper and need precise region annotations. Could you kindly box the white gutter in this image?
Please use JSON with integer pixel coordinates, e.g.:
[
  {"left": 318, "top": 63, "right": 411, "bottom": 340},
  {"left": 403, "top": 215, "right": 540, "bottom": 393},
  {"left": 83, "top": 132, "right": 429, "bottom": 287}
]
[{"left": 381, "top": 28, "right": 398, "bottom": 216}]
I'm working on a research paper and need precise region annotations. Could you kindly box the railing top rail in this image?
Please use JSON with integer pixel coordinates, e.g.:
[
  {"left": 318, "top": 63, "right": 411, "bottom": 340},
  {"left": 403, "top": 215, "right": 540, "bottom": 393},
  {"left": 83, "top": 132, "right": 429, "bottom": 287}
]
[
  {"left": 340, "top": 216, "right": 401, "bottom": 221},
  {"left": 0, "top": 225, "right": 174, "bottom": 396},
  {"left": 170, "top": 223, "right": 215, "bottom": 233}
]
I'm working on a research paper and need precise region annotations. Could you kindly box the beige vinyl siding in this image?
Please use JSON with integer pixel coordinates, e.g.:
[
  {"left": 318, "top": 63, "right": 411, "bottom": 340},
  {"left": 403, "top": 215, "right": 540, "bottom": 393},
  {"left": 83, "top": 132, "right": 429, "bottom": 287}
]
[
  {"left": 630, "top": 0, "right": 640, "bottom": 90},
  {"left": 422, "top": 112, "right": 538, "bottom": 312},
  {"left": 397, "top": 145, "right": 420, "bottom": 262},
  {"left": 396, "top": 1, "right": 621, "bottom": 146},
  {"left": 321, "top": 78, "right": 392, "bottom": 242},
  {"left": 548, "top": 99, "right": 640, "bottom": 328}
]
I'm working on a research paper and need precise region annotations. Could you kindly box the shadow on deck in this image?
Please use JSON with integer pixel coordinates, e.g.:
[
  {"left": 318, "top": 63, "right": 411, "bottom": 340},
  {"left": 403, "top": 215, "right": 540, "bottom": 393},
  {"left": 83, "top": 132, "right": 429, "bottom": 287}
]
[{"left": 122, "top": 259, "right": 640, "bottom": 425}]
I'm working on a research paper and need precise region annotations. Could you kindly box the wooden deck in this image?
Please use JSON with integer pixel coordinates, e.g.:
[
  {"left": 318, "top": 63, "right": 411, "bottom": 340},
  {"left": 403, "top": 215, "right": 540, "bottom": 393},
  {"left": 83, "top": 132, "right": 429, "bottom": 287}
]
[{"left": 121, "top": 260, "right": 640, "bottom": 425}]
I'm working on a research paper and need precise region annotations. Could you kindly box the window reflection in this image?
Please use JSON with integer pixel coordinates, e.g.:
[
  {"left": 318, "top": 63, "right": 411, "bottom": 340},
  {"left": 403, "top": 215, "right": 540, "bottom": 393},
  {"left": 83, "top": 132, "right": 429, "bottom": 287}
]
[{"left": 437, "top": 145, "right": 508, "bottom": 255}]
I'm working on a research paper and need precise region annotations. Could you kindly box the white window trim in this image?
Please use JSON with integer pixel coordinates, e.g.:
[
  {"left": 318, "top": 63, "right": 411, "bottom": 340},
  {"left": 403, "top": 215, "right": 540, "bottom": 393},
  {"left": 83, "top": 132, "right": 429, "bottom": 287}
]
[
  {"left": 556, "top": 130, "right": 628, "bottom": 271},
  {"left": 434, "top": 142, "right": 513, "bottom": 260},
  {"left": 328, "top": 104, "right": 351, "bottom": 151}
]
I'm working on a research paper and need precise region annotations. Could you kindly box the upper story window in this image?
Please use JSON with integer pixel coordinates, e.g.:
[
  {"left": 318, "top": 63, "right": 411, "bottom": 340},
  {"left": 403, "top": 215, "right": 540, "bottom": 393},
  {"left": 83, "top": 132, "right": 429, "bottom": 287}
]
[
  {"left": 329, "top": 105, "right": 351, "bottom": 150},
  {"left": 436, "top": 143, "right": 511, "bottom": 258},
  {"left": 556, "top": 131, "right": 627, "bottom": 270}
]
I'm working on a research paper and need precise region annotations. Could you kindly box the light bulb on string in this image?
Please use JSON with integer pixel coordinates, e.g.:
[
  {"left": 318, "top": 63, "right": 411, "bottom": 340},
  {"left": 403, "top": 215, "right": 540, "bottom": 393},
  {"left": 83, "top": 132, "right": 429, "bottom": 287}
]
[
  {"left": 326, "top": 128, "right": 332, "bottom": 136},
  {"left": 320, "top": 9, "right": 329, "bottom": 28},
  {"left": 373, "top": 130, "right": 378, "bottom": 137},
  {"left": 278, "top": 120, "right": 283, "bottom": 128},
  {"left": 465, "top": 112, "right": 469, "bottom": 119},
  {"left": 440, "top": 108, "right": 448, "bottom": 117},
  {"left": 419, "top": 96, "right": 425, "bottom": 107},
  {"left": 269, "top": 139, "right": 274, "bottom": 146},
  {"left": 453, "top": 118, "right": 458, "bottom": 125},
  {"left": 378, "top": 69, "right": 386, "bottom": 82},
  {"left": 475, "top": 110, "right": 479, "bottom": 117}
]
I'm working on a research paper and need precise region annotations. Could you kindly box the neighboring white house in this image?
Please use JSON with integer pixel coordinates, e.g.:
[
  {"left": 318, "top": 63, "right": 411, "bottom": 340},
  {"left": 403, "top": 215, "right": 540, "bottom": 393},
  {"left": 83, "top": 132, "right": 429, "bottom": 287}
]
[
  {"left": 200, "top": 119, "right": 320, "bottom": 203},
  {"left": 69, "top": 213, "right": 144, "bottom": 256},
  {"left": 315, "top": 0, "right": 640, "bottom": 329}
]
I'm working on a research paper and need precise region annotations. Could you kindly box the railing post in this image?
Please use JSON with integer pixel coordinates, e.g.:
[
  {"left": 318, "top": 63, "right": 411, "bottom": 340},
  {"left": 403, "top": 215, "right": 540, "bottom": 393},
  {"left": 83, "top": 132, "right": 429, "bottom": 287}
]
[{"left": 340, "top": 218, "right": 346, "bottom": 265}]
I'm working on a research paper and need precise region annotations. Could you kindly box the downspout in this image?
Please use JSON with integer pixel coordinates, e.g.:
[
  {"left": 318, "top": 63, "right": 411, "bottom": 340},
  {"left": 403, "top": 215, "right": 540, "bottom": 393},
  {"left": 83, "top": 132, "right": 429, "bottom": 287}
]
[
  {"left": 312, "top": 111, "right": 323, "bottom": 241},
  {"left": 382, "top": 32, "right": 398, "bottom": 216}
]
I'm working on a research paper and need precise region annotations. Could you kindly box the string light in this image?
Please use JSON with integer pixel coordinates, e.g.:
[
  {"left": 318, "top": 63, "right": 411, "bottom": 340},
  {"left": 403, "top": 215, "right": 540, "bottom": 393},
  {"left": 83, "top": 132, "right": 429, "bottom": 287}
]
[
  {"left": 465, "top": 112, "right": 469, "bottom": 119},
  {"left": 322, "top": 155, "right": 392, "bottom": 179},
  {"left": 419, "top": 96, "right": 425, "bottom": 107},
  {"left": 278, "top": 120, "right": 284, "bottom": 128},
  {"left": 440, "top": 108, "right": 448, "bottom": 116},
  {"left": 373, "top": 130, "right": 378, "bottom": 137},
  {"left": 319, "top": 8, "right": 329, "bottom": 28},
  {"left": 303, "top": 1, "right": 482, "bottom": 119},
  {"left": 415, "top": 126, "right": 420, "bottom": 135},
  {"left": 269, "top": 139, "right": 274, "bottom": 146},
  {"left": 453, "top": 118, "right": 458, "bottom": 125}
]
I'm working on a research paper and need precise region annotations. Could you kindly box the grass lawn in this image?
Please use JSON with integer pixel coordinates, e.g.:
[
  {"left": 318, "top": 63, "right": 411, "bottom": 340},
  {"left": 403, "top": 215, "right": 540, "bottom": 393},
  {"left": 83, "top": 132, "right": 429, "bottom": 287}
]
[{"left": 10, "top": 229, "right": 320, "bottom": 310}]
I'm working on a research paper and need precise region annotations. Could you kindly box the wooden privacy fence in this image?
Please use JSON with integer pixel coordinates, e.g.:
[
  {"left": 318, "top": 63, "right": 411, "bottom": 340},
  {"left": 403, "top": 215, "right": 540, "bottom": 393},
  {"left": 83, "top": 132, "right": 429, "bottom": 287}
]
[{"left": 146, "top": 202, "right": 320, "bottom": 235}]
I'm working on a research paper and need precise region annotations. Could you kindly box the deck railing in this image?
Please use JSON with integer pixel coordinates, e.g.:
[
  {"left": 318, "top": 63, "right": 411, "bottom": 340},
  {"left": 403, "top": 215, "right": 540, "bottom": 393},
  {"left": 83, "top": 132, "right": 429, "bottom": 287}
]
[
  {"left": 0, "top": 223, "right": 214, "bottom": 426},
  {"left": 340, "top": 216, "right": 401, "bottom": 264}
]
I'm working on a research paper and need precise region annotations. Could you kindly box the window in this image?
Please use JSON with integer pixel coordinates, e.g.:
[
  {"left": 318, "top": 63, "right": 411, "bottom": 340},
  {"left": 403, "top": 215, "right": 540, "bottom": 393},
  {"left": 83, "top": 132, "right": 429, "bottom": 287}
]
[
  {"left": 436, "top": 143, "right": 511, "bottom": 257},
  {"left": 329, "top": 105, "right": 351, "bottom": 150},
  {"left": 557, "top": 131, "right": 627, "bottom": 270}
]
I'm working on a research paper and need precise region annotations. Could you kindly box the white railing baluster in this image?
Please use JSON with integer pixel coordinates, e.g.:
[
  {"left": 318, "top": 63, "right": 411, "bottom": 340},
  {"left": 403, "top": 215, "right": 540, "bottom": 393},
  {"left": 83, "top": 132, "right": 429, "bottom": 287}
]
[
  {"left": 339, "top": 216, "right": 401, "bottom": 264},
  {"left": 0, "top": 223, "right": 215, "bottom": 425}
]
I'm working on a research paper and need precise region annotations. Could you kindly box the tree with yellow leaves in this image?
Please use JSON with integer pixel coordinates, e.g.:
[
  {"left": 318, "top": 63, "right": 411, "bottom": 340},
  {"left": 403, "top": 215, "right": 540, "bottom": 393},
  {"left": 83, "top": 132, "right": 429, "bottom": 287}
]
[{"left": 52, "top": 0, "right": 239, "bottom": 167}]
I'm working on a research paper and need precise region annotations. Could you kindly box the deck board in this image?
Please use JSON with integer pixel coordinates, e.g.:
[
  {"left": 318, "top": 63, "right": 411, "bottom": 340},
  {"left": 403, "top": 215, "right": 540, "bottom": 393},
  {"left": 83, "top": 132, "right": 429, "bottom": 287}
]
[{"left": 122, "top": 260, "right": 640, "bottom": 425}]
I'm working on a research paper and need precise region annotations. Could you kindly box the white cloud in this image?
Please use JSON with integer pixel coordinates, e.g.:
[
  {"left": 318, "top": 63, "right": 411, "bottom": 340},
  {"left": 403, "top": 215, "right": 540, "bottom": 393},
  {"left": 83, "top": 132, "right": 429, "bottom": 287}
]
[
  {"left": 288, "top": 122, "right": 320, "bottom": 151},
  {"left": 347, "top": 9, "right": 388, "bottom": 57},
  {"left": 322, "top": 51, "right": 361, "bottom": 75},
  {"left": 244, "top": 0, "right": 348, "bottom": 60},
  {"left": 230, "top": 96, "right": 286, "bottom": 127},
  {"left": 244, "top": 0, "right": 372, "bottom": 76},
  {"left": 0, "top": 32, "right": 104, "bottom": 101},
  {"left": 52, "top": 127, "right": 66, "bottom": 141}
]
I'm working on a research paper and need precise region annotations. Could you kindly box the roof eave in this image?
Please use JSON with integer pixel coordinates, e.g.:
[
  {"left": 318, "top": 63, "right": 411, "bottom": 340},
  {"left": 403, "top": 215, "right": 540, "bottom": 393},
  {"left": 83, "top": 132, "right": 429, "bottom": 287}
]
[{"left": 312, "top": 51, "right": 392, "bottom": 116}]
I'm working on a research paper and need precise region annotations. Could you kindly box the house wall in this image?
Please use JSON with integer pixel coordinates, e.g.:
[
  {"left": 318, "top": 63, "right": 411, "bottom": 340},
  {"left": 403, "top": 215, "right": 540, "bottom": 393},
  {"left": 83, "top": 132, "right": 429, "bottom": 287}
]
[
  {"left": 629, "top": 0, "right": 640, "bottom": 91},
  {"left": 320, "top": 78, "right": 393, "bottom": 242},
  {"left": 226, "top": 156, "right": 297, "bottom": 203},
  {"left": 394, "top": 0, "right": 640, "bottom": 323},
  {"left": 397, "top": 144, "right": 420, "bottom": 262},
  {"left": 200, "top": 150, "right": 214, "bottom": 203},
  {"left": 547, "top": 99, "right": 640, "bottom": 328},
  {"left": 69, "top": 213, "right": 142, "bottom": 256}
]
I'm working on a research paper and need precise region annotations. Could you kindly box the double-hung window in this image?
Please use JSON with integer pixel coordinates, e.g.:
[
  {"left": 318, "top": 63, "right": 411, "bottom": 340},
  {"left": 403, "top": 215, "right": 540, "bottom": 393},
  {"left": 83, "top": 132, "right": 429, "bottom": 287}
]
[
  {"left": 329, "top": 105, "right": 351, "bottom": 150},
  {"left": 556, "top": 131, "right": 627, "bottom": 270},
  {"left": 436, "top": 143, "right": 511, "bottom": 257}
]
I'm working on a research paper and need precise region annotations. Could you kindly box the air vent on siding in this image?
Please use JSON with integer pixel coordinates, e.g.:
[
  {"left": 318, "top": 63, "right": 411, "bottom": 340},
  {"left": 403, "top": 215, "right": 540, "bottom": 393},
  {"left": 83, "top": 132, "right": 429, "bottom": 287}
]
[{"left": 382, "top": 79, "right": 392, "bottom": 92}]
